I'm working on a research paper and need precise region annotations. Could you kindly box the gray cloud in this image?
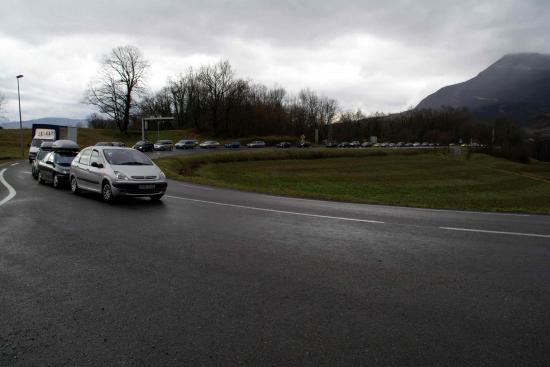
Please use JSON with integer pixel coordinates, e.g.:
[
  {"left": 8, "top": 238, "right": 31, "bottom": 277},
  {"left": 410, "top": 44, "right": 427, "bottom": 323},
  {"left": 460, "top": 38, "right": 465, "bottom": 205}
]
[{"left": 1, "top": 0, "right": 549, "bottom": 120}]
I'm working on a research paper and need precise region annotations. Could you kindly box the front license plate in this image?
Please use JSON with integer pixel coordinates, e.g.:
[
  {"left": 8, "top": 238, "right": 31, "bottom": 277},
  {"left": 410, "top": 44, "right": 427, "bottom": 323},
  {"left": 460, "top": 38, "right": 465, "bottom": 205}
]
[{"left": 138, "top": 184, "right": 155, "bottom": 190}]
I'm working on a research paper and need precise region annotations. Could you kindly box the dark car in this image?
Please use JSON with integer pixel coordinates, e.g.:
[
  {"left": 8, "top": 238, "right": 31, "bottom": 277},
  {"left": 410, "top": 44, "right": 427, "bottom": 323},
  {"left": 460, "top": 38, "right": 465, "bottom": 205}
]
[
  {"left": 31, "top": 141, "right": 54, "bottom": 180},
  {"left": 133, "top": 140, "right": 154, "bottom": 152},
  {"left": 154, "top": 140, "right": 174, "bottom": 151},
  {"left": 276, "top": 141, "right": 291, "bottom": 148},
  {"left": 37, "top": 140, "right": 80, "bottom": 188},
  {"left": 361, "top": 142, "right": 373, "bottom": 148},
  {"left": 325, "top": 141, "right": 339, "bottom": 148},
  {"left": 225, "top": 141, "right": 241, "bottom": 149},
  {"left": 175, "top": 139, "right": 199, "bottom": 149},
  {"left": 350, "top": 141, "right": 361, "bottom": 148},
  {"left": 297, "top": 141, "right": 311, "bottom": 148},
  {"left": 338, "top": 142, "right": 351, "bottom": 148}
]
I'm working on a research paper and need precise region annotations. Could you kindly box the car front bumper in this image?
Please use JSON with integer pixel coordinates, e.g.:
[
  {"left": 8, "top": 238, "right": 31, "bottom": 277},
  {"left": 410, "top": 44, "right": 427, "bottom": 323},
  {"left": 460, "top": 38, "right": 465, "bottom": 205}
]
[{"left": 112, "top": 181, "right": 168, "bottom": 197}]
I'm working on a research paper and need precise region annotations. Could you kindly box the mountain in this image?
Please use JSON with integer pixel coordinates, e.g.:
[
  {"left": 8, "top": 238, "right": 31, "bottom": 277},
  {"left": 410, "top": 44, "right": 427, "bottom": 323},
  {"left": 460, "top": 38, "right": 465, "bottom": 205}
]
[
  {"left": 0, "top": 117, "right": 88, "bottom": 129},
  {"left": 416, "top": 53, "right": 550, "bottom": 126}
]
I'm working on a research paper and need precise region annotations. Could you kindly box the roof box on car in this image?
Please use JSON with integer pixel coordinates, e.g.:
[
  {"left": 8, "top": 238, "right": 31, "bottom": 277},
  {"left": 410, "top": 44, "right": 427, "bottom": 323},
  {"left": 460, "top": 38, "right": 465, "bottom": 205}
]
[
  {"left": 52, "top": 139, "right": 80, "bottom": 151},
  {"left": 39, "top": 141, "right": 54, "bottom": 150}
]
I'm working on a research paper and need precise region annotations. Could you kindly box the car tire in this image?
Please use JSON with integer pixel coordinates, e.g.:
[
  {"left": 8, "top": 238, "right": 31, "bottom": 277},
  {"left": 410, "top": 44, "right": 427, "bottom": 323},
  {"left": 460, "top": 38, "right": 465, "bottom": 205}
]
[
  {"left": 70, "top": 176, "right": 80, "bottom": 194},
  {"left": 150, "top": 194, "right": 163, "bottom": 201},
  {"left": 52, "top": 174, "right": 60, "bottom": 189},
  {"left": 38, "top": 172, "right": 45, "bottom": 184},
  {"left": 32, "top": 167, "right": 38, "bottom": 180},
  {"left": 102, "top": 182, "right": 114, "bottom": 203}
]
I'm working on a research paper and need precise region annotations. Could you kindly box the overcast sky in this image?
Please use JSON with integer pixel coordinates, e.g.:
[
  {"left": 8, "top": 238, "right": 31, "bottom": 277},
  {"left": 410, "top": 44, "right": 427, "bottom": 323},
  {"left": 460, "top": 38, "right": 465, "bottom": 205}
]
[{"left": 0, "top": 0, "right": 549, "bottom": 121}]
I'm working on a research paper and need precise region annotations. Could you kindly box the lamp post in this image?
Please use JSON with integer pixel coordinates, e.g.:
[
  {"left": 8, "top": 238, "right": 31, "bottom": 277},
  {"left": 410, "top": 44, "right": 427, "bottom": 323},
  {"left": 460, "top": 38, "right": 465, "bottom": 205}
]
[{"left": 16, "top": 75, "right": 24, "bottom": 159}]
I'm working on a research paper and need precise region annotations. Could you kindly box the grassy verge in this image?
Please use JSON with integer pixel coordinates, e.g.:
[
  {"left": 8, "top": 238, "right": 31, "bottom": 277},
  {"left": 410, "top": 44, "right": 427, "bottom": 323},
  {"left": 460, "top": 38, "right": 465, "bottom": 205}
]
[{"left": 156, "top": 150, "right": 550, "bottom": 214}]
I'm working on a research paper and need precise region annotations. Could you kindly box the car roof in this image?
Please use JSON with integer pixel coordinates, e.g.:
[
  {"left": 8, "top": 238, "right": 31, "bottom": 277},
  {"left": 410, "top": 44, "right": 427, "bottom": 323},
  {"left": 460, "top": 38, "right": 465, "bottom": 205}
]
[{"left": 86, "top": 146, "right": 133, "bottom": 151}]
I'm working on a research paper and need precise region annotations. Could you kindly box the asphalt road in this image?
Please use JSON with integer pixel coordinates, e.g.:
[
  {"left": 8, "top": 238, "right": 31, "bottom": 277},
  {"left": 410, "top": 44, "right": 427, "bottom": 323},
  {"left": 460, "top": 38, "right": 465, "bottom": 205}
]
[{"left": 1, "top": 160, "right": 549, "bottom": 366}]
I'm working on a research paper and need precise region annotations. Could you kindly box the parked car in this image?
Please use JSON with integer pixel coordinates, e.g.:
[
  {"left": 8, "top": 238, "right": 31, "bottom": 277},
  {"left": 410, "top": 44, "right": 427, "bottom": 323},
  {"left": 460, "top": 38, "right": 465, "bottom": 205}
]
[
  {"left": 154, "top": 140, "right": 174, "bottom": 151},
  {"left": 200, "top": 141, "right": 220, "bottom": 149},
  {"left": 225, "top": 141, "right": 241, "bottom": 149},
  {"left": 247, "top": 141, "right": 267, "bottom": 148},
  {"left": 276, "top": 141, "right": 292, "bottom": 148},
  {"left": 37, "top": 140, "right": 80, "bottom": 188},
  {"left": 296, "top": 141, "right": 311, "bottom": 148},
  {"left": 396, "top": 142, "right": 404, "bottom": 147},
  {"left": 413, "top": 142, "right": 421, "bottom": 147},
  {"left": 70, "top": 147, "right": 167, "bottom": 202},
  {"left": 175, "top": 139, "right": 198, "bottom": 149},
  {"left": 133, "top": 140, "right": 154, "bottom": 152},
  {"left": 421, "top": 142, "right": 429, "bottom": 147},
  {"left": 350, "top": 141, "right": 361, "bottom": 148},
  {"left": 325, "top": 141, "right": 339, "bottom": 148},
  {"left": 405, "top": 142, "right": 414, "bottom": 147},
  {"left": 338, "top": 142, "right": 351, "bottom": 148},
  {"left": 31, "top": 141, "right": 54, "bottom": 180},
  {"left": 361, "top": 142, "right": 372, "bottom": 148},
  {"left": 111, "top": 142, "right": 126, "bottom": 147}
]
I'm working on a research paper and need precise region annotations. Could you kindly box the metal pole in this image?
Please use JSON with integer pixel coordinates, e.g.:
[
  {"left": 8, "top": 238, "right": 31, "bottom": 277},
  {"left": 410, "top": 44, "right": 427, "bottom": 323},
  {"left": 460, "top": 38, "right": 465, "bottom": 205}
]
[
  {"left": 16, "top": 76, "right": 24, "bottom": 159},
  {"left": 141, "top": 118, "right": 145, "bottom": 141}
]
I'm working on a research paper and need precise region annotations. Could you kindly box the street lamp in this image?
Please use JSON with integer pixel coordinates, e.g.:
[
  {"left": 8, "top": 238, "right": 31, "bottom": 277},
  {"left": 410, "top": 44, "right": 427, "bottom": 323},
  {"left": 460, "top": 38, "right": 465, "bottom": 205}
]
[{"left": 16, "top": 75, "right": 24, "bottom": 159}]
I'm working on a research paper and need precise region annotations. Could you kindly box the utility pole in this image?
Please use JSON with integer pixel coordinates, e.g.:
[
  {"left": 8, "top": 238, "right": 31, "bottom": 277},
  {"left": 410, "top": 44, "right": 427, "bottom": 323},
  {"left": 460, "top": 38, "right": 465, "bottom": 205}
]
[{"left": 16, "top": 75, "right": 24, "bottom": 158}]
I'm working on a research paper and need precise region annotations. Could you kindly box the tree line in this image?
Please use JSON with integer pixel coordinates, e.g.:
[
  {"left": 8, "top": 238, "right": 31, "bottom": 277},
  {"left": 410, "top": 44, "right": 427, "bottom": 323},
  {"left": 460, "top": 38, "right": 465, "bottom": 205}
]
[{"left": 86, "top": 46, "right": 338, "bottom": 139}]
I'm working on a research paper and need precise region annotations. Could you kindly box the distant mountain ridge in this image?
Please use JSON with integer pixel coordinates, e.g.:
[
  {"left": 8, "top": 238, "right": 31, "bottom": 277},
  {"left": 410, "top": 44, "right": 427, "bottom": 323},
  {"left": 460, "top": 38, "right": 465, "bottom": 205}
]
[
  {"left": 416, "top": 53, "right": 550, "bottom": 125},
  {"left": 0, "top": 117, "right": 87, "bottom": 129}
]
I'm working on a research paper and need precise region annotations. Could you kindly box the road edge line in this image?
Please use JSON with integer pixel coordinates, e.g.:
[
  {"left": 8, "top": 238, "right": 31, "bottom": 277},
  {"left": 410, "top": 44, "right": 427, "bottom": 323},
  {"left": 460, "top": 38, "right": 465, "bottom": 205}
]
[
  {"left": 166, "top": 195, "right": 385, "bottom": 224},
  {"left": 440, "top": 226, "right": 550, "bottom": 239},
  {"left": 0, "top": 168, "right": 17, "bottom": 207}
]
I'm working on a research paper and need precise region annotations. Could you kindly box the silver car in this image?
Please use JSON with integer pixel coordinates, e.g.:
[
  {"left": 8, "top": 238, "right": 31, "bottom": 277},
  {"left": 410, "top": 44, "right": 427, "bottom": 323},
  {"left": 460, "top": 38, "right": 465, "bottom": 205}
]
[{"left": 70, "top": 147, "right": 167, "bottom": 202}]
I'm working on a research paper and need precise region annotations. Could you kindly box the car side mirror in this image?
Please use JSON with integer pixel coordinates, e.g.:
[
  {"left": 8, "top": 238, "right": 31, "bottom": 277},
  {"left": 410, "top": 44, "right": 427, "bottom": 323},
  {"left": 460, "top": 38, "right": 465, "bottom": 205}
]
[{"left": 91, "top": 162, "right": 104, "bottom": 169}]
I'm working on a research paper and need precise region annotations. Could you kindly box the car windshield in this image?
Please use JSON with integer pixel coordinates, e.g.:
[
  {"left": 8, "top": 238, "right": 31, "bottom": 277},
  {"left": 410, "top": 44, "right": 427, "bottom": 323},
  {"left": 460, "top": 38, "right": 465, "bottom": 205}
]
[
  {"left": 37, "top": 150, "right": 50, "bottom": 160},
  {"left": 103, "top": 149, "right": 153, "bottom": 165},
  {"left": 54, "top": 152, "right": 78, "bottom": 167},
  {"left": 31, "top": 139, "right": 45, "bottom": 147}
]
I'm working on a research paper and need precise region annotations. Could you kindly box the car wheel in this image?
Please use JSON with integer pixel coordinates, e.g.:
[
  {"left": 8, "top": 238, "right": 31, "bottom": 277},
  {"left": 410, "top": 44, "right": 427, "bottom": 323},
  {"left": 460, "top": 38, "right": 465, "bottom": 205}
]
[
  {"left": 70, "top": 176, "right": 80, "bottom": 194},
  {"left": 52, "top": 174, "right": 60, "bottom": 188},
  {"left": 102, "top": 182, "right": 114, "bottom": 202},
  {"left": 32, "top": 167, "right": 37, "bottom": 180},
  {"left": 38, "top": 172, "right": 45, "bottom": 184},
  {"left": 150, "top": 194, "right": 163, "bottom": 201}
]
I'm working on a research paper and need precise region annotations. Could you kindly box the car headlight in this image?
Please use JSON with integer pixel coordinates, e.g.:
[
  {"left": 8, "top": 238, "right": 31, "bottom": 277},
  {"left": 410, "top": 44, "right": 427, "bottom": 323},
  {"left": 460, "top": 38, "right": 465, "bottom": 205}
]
[
  {"left": 159, "top": 171, "right": 166, "bottom": 180},
  {"left": 114, "top": 171, "right": 129, "bottom": 181}
]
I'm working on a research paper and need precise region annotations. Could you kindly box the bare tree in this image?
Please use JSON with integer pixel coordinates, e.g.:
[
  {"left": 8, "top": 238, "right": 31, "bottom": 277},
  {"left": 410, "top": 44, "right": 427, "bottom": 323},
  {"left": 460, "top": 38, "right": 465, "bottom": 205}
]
[
  {"left": 198, "top": 60, "right": 235, "bottom": 132},
  {"left": 86, "top": 45, "right": 149, "bottom": 133}
]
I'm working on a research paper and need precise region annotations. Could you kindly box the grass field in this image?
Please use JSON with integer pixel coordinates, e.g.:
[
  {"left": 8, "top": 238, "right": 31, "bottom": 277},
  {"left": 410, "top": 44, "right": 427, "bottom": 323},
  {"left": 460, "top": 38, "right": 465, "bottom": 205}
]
[{"left": 157, "top": 150, "right": 550, "bottom": 214}]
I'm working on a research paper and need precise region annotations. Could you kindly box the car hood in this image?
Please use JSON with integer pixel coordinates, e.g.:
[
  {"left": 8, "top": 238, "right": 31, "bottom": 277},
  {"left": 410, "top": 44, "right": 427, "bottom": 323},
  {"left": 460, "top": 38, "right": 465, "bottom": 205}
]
[{"left": 110, "top": 165, "right": 162, "bottom": 178}]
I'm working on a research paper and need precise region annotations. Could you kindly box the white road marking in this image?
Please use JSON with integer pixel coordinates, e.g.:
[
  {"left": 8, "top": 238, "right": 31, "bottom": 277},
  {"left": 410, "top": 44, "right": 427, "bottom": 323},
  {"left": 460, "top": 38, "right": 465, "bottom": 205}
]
[
  {"left": 10, "top": 163, "right": 19, "bottom": 166},
  {"left": 440, "top": 227, "right": 550, "bottom": 239},
  {"left": 170, "top": 181, "right": 214, "bottom": 191},
  {"left": 0, "top": 168, "right": 17, "bottom": 206},
  {"left": 166, "top": 195, "right": 385, "bottom": 224},
  {"left": 22, "top": 171, "right": 32, "bottom": 174}
]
